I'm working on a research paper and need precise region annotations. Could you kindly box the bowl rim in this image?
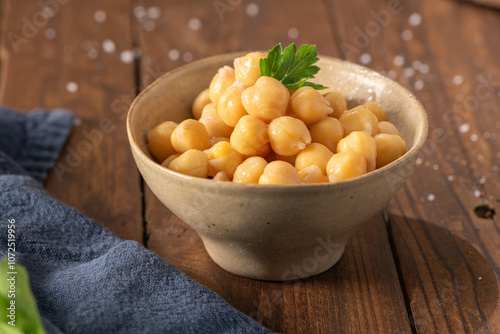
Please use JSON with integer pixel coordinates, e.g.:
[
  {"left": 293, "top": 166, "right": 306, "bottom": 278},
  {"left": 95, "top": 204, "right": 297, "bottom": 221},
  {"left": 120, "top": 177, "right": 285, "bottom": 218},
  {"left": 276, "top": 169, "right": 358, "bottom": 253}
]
[{"left": 127, "top": 52, "right": 429, "bottom": 190}]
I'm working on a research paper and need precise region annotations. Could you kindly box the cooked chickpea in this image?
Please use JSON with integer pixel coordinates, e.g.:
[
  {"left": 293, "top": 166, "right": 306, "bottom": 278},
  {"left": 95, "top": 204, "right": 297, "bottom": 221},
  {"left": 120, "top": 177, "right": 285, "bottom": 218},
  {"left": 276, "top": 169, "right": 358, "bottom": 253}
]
[
  {"left": 378, "top": 121, "right": 401, "bottom": 136},
  {"left": 170, "top": 119, "right": 209, "bottom": 153},
  {"left": 199, "top": 103, "right": 234, "bottom": 138},
  {"left": 233, "top": 156, "right": 268, "bottom": 184},
  {"left": 309, "top": 117, "right": 344, "bottom": 153},
  {"left": 234, "top": 52, "right": 265, "bottom": 87},
  {"left": 268, "top": 116, "right": 311, "bottom": 156},
  {"left": 147, "top": 121, "right": 178, "bottom": 162},
  {"left": 326, "top": 151, "right": 367, "bottom": 182},
  {"left": 230, "top": 115, "right": 269, "bottom": 156},
  {"left": 241, "top": 76, "right": 289, "bottom": 123},
  {"left": 204, "top": 141, "right": 243, "bottom": 179},
  {"left": 339, "top": 106, "right": 379, "bottom": 136},
  {"left": 192, "top": 89, "right": 211, "bottom": 120},
  {"left": 299, "top": 165, "right": 328, "bottom": 184},
  {"left": 217, "top": 81, "right": 248, "bottom": 127},
  {"left": 291, "top": 86, "right": 332, "bottom": 126},
  {"left": 161, "top": 154, "right": 180, "bottom": 168},
  {"left": 374, "top": 134, "right": 407, "bottom": 168},
  {"left": 258, "top": 161, "right": 301, "bottom": 185},
  {"left": 337, "top": 131, "right": 377, "bottom": 171},
  {"left": 362, "top": 102, "right": 387, "bottom": 122},
  {"left": 322, "top": 89, "right": 347, "bottom": 119},
  {"left": 213, "top": 171, "right": 230, "bottom": 182},
  {"left": 208, "top": 66, "right": 235, "bottom": 103},
  {"left": 295, "top": 143, "right": 333, "bottom": 174},
  {"left": 168, "top": 149, "right": 209, "bottom": 178}
]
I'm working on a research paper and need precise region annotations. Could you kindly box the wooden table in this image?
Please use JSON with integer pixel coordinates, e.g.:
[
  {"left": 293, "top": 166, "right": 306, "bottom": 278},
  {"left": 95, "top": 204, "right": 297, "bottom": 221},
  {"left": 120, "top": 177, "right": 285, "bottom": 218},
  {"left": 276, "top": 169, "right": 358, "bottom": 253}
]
[{"left": 1, "top": 0, "right": 499, "bottom": 332}]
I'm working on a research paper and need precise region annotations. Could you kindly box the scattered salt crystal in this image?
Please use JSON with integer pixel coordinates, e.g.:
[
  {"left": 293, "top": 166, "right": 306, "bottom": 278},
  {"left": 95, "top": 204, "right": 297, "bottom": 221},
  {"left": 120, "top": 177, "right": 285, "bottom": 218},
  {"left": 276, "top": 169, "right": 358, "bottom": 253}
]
[
  {"left": 470, "top": 134, "right": 478, "bottom": 142},
  {"left": 120, "top": 50, "right": 134, "bottom": 64},
  {"left": 183, "top": 52, "right": 193, "bottom": 62},
  {"left": 459, "top": 123, "right": 470, "bottom": 133},
  {"left": 409, "top": 13, "right": 422, "bottom": 27},
  {"left": 168, "top": 49, "right": 180, "bottom": 60},
  {"left": 87, "top": 49, "right": 99, "bottom": 59},
  {"left": 483, "top": 132, "right": 491, "bottom": 139},
  {"left": 188, "top": 18, "right": 202, "bottom": 30},
  {"left": 474, "top": 189, "right": 481, "bottom": 198},
  {"left": 359, "top": 53, "right": 372, "bottom": 65},
  {"left": 404, "top": 67, "right": 415, "bottom": 78},
  {"left": 452, "top": 75, "right": 464, "bottom": 85},
  {"left": 447, "top": 175, "right": 454, "bottom": 181},
  {"left": 427, "top": 194, "right": 435, "bottom": 202},
  {"left": 433, "top": 164, "right": 439, "bottom": 171},
  {"left": 288, "top": 27, "right": 299, "bottom": 40},
  {"left": 393, "top": 55, "right": 405, "bottom": 67},
  {"left": 401, "top": 29, "right": 413, "bottom": 41},
  {"left": 412, "top": 60, "right": 422, "bottom": 69},
  {"left": 66, "top": 82, "right": 78, "bottom": 93},
  {"left": 246, "top": 3, "right": 259, "bottom": 17},
  {"left": 133, "top": 6, "right": 146, "bottom": 19},
  {"left": 387, "top": 70, "right": 397, "bottom": 79},
  {"left": 414, "top": 80, "right": 424, "bottom": 91},
  {"left": 44, "top": 28, "right": 56, "bottom": 40},
  {"left": 94, "top": 10, "right": 107, "bottom": 23},
  {"left": 147, "top": 6, "right": 161, "bottom": 20},
  {"left": 415, "top": 157, "right": 423, "bottom": 165},
  {"left": 144, "top": 21, "right": 156, "bottom": 31},
  {"left": 102, "top": 39, "right": 116, "bottom": 53},
  {"left": 73, "top": 117, "right": 82, "bottom": 126},
  {"left": 419, "top": 64, "right": 430, "bottom": 74}
]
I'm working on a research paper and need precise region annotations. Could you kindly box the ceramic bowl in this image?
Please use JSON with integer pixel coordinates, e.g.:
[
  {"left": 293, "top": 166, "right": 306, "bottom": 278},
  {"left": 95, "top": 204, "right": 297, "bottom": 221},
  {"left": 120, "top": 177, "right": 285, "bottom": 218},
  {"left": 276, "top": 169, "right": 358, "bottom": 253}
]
[{"left": 127, "top": 52, "right": 428, "bottom": 281}]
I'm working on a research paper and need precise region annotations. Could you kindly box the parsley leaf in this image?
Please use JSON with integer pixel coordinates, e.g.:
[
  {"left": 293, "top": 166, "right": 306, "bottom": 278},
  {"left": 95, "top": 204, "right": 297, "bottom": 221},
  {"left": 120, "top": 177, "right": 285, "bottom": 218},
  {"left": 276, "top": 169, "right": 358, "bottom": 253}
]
[{"left": 259, "top": 43, "right": 328, "bottom": 90}]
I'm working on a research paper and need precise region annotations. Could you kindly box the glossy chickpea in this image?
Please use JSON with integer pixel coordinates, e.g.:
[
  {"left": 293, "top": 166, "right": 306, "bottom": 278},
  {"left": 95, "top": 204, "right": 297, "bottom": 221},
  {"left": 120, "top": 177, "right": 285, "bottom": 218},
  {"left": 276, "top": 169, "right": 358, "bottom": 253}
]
[
  {"left": 233, "top": 156, "right": 268, "bottom": 184},
  {"left": 241, "top": 76, "right": 289, "bottom": 123},
  {"left": 199, "top": 103, "right": 234, "bottom": 138},
  {"left": 295, "top": 143, "right": 333, "bottom": 174},
  {"left": 168, "top": 149, "right": 209, "bottom": 178},
  {"left": 230, "top": 115, "right": 269, "bottom": 156},
  {"left": 339, "top": 106, "right": 379, "bottom": 136},
  {"left": 322, "top": 89, "right": 347, "bottom": 119},
  {"left": 362, "top": 102, "right": 387, "bottom": 122},
  {"left": 374, "top": 133, "right": 407, "bottom": 168},
  {"left": 209, "top": 66, "right": 235, "bottom": 103},
  {"left": 217, "top": 81, "right": 248, "bottom": 127},
  {"left": 337, "top": 131, "right": 377, "bottom": 171},
  {"left": 377, "top": 121, "right": 401, "bottom": 136},
  {"left": 213, "top": 171, "right": 230, "bottom": 182},
  {"left": 147, "top": 121, "right": 178, "bottom": 162},
  {"left": 161, "top": 154, "right": 180, "bottom": 168},
  {"left": 258, "top": 161, "right": 301, "bottom": 185},
  {"left": 299, "top": 165, "right": 328, "bottom": 184},
  {"left": 291, "top": 86, "right": 332, "bottom": 126},
  {"left": 309, "top": 117, "right": 344, "bottom": 153},
  {"left": 192, "top": 89, "right": 211, "bottom": 120},
  {"left": 204, "top": 141, "right": 243, "bottom": 179},
  {"left": 170, "top": 119, "right": 209, "bottom": 153},
  {"left": 234, "top": 52, "right": 265, "bottom": 87},
  {"left": 326, "top": 151, "right": 367, "bottom": 182},
  {"left": 268, "top": 116, "right": 311, "bottom": 156}
]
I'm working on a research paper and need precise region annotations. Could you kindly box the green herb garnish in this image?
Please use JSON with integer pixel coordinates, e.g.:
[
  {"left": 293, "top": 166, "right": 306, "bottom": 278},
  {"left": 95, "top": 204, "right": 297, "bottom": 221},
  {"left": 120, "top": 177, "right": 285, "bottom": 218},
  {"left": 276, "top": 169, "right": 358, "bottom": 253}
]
[{"left": 259, "top": 43, "right": 328, "bottom": 90}]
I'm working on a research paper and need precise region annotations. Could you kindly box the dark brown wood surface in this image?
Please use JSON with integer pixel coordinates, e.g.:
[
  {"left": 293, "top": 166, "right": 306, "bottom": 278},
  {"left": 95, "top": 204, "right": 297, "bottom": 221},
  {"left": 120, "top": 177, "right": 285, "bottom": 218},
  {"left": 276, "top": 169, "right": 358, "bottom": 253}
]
[{"left": 1, "top": 0, "right": 499, "bottom": 333}]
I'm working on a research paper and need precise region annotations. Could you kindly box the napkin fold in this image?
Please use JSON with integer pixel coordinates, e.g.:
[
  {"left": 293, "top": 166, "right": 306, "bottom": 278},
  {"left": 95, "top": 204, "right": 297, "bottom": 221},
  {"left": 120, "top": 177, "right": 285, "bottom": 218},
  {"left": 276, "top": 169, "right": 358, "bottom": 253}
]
[{"left": 0, "top": 107, "right": 270, "bottom": 334}]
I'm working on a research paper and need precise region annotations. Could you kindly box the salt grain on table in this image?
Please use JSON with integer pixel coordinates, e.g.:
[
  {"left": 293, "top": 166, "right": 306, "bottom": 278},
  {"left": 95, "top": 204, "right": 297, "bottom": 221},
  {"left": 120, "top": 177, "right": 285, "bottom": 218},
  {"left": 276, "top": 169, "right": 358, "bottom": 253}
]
[{"left": 246, "top": 3, "right": 259, "bottom": 17}]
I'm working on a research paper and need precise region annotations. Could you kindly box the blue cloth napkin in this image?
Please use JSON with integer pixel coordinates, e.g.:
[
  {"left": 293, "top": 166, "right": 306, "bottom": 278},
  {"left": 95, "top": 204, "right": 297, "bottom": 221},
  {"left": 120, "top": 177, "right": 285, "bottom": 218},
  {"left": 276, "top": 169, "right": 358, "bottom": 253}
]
[{"left": 0, "top": 107, "right": 271, "bottom": 334}]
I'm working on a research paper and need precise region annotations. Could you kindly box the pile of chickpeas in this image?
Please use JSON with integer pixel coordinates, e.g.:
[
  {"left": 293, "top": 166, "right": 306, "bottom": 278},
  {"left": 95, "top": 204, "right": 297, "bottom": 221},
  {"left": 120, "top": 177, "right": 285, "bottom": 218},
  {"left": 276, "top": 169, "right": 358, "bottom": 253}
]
[{"left": 146, "top": 52, "right": 407, "bottom": 185}]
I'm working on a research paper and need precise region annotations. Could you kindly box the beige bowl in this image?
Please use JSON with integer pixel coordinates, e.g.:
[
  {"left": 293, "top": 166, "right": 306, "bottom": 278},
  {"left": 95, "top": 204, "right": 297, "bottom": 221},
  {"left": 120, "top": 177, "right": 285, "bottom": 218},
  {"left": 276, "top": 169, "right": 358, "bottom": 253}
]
[{"left": 127, "top": 52, "right": 428, "bottom": 281}]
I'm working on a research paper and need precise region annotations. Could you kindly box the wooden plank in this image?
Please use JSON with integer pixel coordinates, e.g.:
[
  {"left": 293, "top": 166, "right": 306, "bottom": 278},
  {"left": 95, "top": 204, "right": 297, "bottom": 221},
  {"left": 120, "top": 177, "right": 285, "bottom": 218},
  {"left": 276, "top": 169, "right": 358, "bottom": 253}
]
[
  {"left": 379, "top": 0, "right": 500, "bottom": 332},
  {"left": 0, "top": 0, "right": 143, "bottom": 242},
  {"left": 136, "top": 0, "right": 412, "bottom": 332}
]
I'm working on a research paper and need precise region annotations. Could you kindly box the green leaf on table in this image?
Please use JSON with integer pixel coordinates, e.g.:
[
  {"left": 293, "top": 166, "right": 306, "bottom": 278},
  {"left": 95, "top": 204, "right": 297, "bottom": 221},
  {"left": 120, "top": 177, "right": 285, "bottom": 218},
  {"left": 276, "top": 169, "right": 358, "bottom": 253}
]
[
  {"left": 259, "top": 43, "right": 328, "bottom": 90},
  {"left": 0, "top": 258, "right": 47, "bottom": 334}
]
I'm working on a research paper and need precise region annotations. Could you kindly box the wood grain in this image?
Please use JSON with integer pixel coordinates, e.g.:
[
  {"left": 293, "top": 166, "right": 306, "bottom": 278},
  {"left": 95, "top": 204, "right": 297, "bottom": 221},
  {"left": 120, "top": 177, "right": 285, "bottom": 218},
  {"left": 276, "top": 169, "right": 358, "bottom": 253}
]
[
  {"left": 0, "top": 0, "right": 143, "bottom": 242},
  {"left": 136, "top": 0, "right": 412, "bottom": 332}
]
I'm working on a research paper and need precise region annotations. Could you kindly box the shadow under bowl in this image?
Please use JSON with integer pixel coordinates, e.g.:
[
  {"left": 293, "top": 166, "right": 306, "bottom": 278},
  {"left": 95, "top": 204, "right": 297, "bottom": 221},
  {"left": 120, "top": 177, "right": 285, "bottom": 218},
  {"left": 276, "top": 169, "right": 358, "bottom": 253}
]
[{"left": 127, "top": 52, "right": 428, "bottom": 281}]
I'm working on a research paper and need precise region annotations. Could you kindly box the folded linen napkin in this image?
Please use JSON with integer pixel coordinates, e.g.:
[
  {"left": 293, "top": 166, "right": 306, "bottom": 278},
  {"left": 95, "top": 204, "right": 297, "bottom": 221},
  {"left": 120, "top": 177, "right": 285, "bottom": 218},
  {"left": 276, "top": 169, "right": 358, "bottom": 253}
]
[{"left": 0, "top": 107, "right": 271, "bottom": 334}]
